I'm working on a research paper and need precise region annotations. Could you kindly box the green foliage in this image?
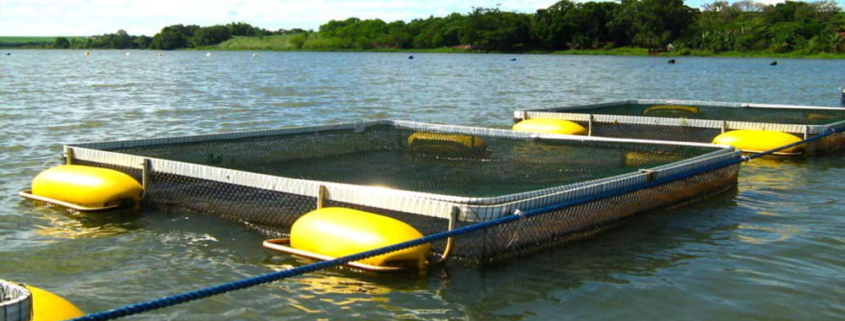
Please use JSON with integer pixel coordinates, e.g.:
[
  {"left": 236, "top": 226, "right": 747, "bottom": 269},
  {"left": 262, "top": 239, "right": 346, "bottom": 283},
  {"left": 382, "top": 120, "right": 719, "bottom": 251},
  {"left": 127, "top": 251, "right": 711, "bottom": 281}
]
[
  {"left": 52, "top": 37, "right": 70, "bottom": 49},
  {"left": 7, "top": 0, "right": 844, "bottom": 57},
  {"left": 687, "top": 0, "right": 842, "bottom": 54},
  {"left": 1, "top": 36, "right": 68, "bottom": 48},
  {"left": 462, "top": 7, "right": 533, "bottom": 52},
  {"left": 192, "top": 25, "right": 232, "bottom": 47},
  {"left": 611, "top": 0, "right": 695, "bottom": 49}
]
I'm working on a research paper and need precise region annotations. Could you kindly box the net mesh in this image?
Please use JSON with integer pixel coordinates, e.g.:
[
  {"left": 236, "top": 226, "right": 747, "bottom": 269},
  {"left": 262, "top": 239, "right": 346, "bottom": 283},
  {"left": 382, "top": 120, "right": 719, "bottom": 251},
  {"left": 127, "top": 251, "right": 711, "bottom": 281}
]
[
  {"left": 0, "top": 280, "right": 32, "bottom": 321},
  {"left": 568, "top": 102, "right": 845, "bottom": 125},
  {"left": 67, "top": 121, "right": 741, "bottom": 263},
  {"left": 517, "top": 100, "right": 845, "bottom": 155}
]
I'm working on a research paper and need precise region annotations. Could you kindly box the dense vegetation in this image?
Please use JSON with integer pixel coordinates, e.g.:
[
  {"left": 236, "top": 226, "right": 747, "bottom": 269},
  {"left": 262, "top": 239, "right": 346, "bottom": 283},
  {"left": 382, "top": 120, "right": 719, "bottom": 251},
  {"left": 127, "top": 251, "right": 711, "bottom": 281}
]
[
  {"left": 0, "top": 36, "right": 85, "bottom": 48},
  {"left": 5, "top": 0, "right": 844, "bottom": 56}
]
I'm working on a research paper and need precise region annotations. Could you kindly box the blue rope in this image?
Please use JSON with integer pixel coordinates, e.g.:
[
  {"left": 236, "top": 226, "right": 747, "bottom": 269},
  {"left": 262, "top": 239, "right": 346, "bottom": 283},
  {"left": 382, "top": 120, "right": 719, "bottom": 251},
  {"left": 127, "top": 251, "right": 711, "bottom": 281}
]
[
  {"left": 68, "top": 128, "right": 842, "bottom": 321},
  {"left": 744, "top": 127, "right": 842, "bottom": 160}
]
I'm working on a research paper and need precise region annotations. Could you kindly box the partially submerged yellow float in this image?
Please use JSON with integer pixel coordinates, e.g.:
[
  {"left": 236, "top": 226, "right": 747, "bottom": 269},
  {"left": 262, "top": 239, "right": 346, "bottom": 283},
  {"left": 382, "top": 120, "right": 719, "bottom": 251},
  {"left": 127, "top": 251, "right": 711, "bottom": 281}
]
[
  {"left": 407, "top": 131, "right": 488, "bottom": 158},
  {"left": 263, "top": 207, "right": 434, "bottom": 272},
  {"left": 514, "top": 99, "right": 845, "bottom": 156},
  {"left": 512, "top": 118, "right": 587, "bottom": 135},
  {"left": 0, "top": 279, "right": 84, "bottom": 321},
  {"left": 712, "top": 129, "right": 804, "bottom": 156},
  {"left": 19, "top": 164, "right": 143, "bottom": 212}
]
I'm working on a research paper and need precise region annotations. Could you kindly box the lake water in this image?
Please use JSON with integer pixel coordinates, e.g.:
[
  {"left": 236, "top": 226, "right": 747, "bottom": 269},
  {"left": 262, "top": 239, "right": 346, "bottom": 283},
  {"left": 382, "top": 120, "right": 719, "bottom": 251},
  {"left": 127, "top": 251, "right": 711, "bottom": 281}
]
[{"left": 1, "top": 50, "right": 844, "bottom": 320}]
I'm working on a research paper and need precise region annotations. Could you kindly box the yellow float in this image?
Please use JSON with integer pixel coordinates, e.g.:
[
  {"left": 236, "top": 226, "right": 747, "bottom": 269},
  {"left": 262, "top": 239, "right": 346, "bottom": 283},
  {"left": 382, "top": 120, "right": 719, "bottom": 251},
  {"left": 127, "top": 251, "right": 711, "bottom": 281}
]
[
  {"left": 20, "top": 165, "right": 143, "bottom": 211},
  {"left": 624, "top": 151, "right": 685, "bottom": 167},
  {"left": 407, "top": 131, "right": 487, "bottom": 157},
  {"left": 805, "top": 112, "right": 839, "bottom": 121},
  {"left": 0, "top": 279, "right": 84, "bottom": 321},
  {"left": 712, "top": 130, "right": 803, "bottom": 155},
  {"left": 512, "top": 119, "right": 587, "bottom": 135},
  {"left": 263, "top": 207, "right": 431, "bottom": 271},
  {"left": 642, "top": 104, "right": 700, "bottom": 116}
]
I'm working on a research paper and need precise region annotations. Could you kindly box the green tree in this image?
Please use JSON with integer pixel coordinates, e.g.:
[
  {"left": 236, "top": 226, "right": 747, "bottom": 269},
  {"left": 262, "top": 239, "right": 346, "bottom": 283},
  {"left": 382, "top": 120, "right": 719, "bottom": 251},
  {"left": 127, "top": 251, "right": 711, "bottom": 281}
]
[
  {"left": 384, "top": 20, "right": 413, "bottom": 48},
  {"left": 226, "top": 22, "right": 266, "bottom": 37},
  {"left": 532, "top": 0, "right": 620, "bottom": 50},
  {"left": 192, "top": 25, "right": 232, "bottom": 47},
  {"left": 110, "top": 29, "right": 133, "bottom": 49},
  {"left": 611, "top": 0, "right": 695, "bottom": 49},
  {"left": 462, "top": 7, "right": 533, "bottom": 52},
  {"left": 133, "top": 35, "right": 152, "bottom": 49},
  {"left": 532, "top": 0, "right": 580, "bottom": 50},
  {"left": 150, "top": 24, "right": 198, "bottom": 50},
  {"left": 575, "top": 1, "right": 620, "bottom": 49},
  {"left": 52, "top": 37, "right": 70, "bottom": 49}
]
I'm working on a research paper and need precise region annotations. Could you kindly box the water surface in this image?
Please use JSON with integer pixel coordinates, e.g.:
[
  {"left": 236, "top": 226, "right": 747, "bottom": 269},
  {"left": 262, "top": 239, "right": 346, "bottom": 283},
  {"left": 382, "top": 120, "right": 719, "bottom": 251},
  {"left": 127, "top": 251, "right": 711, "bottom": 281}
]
[{"left": 1, "top": 50, "right": 843, "bottom": 320}]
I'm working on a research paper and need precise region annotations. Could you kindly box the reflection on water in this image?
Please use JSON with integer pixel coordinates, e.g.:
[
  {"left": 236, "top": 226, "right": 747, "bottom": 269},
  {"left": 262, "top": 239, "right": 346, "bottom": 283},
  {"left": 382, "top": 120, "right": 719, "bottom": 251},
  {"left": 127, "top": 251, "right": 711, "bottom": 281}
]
[
  {"left": 736, "top": 223, "right": 802, "bottom": 244},
  {"left": 732, "top": 157, "right": 810, "bottom": 245},
  {"left": 26, "top": 204, "right": 143, "bottom": 238},
  {"left": 259, "top": 254, "right": 444, "bottom": 319}
]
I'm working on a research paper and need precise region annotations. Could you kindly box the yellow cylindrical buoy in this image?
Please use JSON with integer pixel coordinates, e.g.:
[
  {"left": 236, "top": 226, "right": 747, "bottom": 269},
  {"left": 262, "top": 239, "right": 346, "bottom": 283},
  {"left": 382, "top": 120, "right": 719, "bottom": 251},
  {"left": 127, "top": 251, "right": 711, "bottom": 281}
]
[
  {"left": 28, "top": 165, "right": 143, "bottom": 210},
  {"left": 624, "top": 151, "right": 685, "bottom": 167},
  {"left": 512, "top": 119, "right": 587, "bottom": 135},
  {"left": 289, "top": 207, "right": 431, "bottom": 269},
  {"left": 642, "top": 104, "right": 700, "bottom": 116},
  {"left": 408, "top": 132, "right": 487, "bottom": 157},
  {"left": 0, "top": 280, "right": 84, "bottom": 321},
  {"left": 27, "top": 285, "right": 85, "bottom": 321},
  {"left": 712, "top": 130, "right": 803, "bottom": 155}
]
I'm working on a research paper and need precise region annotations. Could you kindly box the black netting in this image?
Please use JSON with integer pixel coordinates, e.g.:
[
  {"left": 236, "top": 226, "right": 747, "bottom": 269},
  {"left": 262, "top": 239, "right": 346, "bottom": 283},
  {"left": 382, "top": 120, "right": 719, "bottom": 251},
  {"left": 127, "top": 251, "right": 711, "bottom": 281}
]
[
  {"left": 575, "top": 121, "right": 723, "bottom": 143},
  {"left": 69, "top": 123, "right": 741, "bottom": 263},
  {"left": 478, "top": 164, "right": 739, "bottom": 263},
  {"left": 568, "top": 103, "right": 845, "bottom": 125},
  {"left": 97, "top": 125, "right": 717, "bottom": 198},
  {"left": 520, "top": 100, "right": 845, "bottom": 157}
]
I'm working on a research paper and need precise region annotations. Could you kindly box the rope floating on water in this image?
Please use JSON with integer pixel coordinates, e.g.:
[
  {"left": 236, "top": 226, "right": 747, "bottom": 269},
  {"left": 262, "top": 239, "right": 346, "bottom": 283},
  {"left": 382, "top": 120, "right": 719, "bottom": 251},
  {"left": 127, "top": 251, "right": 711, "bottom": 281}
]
[
  {"left": 744, "top": 127, "right": 842, "bottom": 160},
  {"left": 69, "top": 128, "right": 843, "bottom": 321}
]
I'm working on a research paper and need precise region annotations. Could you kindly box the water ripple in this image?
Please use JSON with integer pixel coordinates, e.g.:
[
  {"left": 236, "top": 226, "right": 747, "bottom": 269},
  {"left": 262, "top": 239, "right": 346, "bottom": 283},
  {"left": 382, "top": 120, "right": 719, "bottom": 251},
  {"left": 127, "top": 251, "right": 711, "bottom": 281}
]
[{"left": 2, "top": 50, "right": 845, "bottom": 320}]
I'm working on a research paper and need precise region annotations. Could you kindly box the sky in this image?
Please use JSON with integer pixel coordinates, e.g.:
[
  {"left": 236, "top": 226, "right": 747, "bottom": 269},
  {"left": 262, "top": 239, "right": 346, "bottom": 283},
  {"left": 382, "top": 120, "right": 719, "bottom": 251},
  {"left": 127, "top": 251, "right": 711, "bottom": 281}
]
[{"left": 0, "top": 0, "right": 836, "bottom": 37}]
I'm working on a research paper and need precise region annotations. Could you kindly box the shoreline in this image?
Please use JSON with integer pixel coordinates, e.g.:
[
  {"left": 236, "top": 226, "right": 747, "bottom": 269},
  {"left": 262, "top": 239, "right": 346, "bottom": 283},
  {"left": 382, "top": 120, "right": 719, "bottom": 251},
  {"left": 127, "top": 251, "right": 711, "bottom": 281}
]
[{"left": 5, "top": 44, "right": 845, "bottom": 60}]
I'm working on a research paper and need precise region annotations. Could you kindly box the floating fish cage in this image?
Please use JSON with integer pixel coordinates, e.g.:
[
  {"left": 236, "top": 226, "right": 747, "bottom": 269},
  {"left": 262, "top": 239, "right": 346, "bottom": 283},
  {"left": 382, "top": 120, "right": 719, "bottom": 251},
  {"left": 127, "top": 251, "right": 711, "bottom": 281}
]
[
  {"left": 50, "top": 120, "right": 742, "bottom": 264},
  {"left": 514, "top": 99, "right": 845, "bottom": 156}
]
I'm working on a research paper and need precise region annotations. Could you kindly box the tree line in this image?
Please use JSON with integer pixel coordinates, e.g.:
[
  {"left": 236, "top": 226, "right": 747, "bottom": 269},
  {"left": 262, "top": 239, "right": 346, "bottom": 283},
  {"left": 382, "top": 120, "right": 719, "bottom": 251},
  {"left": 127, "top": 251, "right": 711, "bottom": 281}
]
[{"left": 49, "top": 0, "right": 845, "bottom": 55}]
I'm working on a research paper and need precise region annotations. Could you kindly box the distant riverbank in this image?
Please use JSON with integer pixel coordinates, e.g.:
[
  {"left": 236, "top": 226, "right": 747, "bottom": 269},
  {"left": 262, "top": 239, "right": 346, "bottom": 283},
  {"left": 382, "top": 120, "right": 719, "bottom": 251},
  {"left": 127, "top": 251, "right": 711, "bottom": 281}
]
[
  {"left": 208, "top": 34, "right": 845, "bottom": 59},
  {"left": 5, "top": 35, "right": 845, "bottom": 60}
]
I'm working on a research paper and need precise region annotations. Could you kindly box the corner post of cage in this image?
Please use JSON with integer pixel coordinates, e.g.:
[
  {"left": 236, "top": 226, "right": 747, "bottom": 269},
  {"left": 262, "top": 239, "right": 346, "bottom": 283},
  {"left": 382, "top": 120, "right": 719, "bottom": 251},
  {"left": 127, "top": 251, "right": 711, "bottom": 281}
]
[
  {"left": 140, "top": 158, "right": 151, "bottom": 201},
  {"left": 63, "top": 146, "right": 75, "bottom": 165},
  {"left": 803, "top": 125, "right": 810, "bottom": 140},
  {"left": 517, "top": 110, "right": 528, "bottom": 124},
  {"left": 435, "top": 207, "right": 460, "bottom": 264},
  {"left": 720, "top": 121, "right": 727, "bottom": 134},
  {"left": 588, "top": 114, "right": 594, "bottom": 136},
  {"left": 639, "top": 169, "right": 657, "bottom": 182},
  {"left": 317, "top": 185, "right": 328, "bottom": 209}
]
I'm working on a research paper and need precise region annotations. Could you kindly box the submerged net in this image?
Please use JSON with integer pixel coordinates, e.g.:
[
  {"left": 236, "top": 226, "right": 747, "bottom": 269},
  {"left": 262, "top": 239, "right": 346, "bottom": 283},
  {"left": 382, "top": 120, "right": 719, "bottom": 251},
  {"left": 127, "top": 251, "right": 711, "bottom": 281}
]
[{"left": 66, "top": 120, "right": 741, "bottom": 263}]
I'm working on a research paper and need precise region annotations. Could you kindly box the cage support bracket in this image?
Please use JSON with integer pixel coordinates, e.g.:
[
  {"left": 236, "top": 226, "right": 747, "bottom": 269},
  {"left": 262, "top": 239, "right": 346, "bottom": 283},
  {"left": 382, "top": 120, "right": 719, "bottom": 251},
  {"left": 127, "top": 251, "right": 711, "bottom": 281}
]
[
  {"left": 435, "top": 207, "right": 459, "bottom": 264},
  {"left": 140, "top": 158, "right": 151, "bottom": 201},
  {"left": 317, "top": 185, "right": 328, "bottom": 209},
  {"left": 63, "top": 146, "right": 75, "bottom": 165},
  {"left": 640, "top": 169, "right": 658, "bottom": 182}
]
